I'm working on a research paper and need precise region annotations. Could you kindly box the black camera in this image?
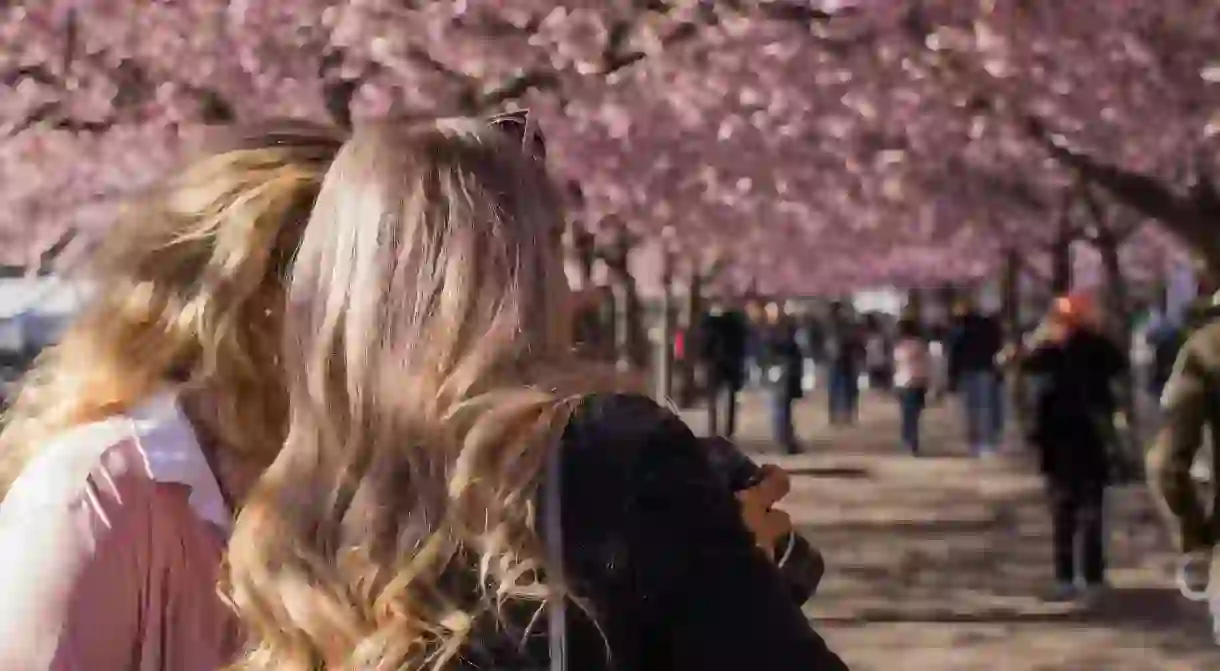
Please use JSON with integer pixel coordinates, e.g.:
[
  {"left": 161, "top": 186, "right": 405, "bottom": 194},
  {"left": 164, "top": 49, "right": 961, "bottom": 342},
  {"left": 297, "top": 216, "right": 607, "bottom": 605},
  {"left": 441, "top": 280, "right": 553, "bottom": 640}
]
[{"left": 701, "top": 436, "right": 825, "bottom": 605}]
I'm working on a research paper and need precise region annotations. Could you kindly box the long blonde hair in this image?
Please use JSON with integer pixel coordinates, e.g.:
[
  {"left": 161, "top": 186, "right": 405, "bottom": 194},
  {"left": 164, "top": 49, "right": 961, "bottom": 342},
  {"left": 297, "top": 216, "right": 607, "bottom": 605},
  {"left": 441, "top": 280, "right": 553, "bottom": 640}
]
[
  {"left": 224, "top": 119, "right": 627, "bottom": 670},
  {"left": 0, "top": 121, "right": 343, "bottom": 493}
]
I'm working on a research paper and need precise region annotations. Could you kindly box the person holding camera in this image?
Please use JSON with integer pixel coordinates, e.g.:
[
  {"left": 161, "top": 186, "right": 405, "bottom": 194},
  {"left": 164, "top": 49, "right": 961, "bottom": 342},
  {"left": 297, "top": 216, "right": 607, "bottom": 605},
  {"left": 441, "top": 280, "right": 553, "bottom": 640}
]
[{"left": 216, "top": 117, "right": 847, "bottom": 671}]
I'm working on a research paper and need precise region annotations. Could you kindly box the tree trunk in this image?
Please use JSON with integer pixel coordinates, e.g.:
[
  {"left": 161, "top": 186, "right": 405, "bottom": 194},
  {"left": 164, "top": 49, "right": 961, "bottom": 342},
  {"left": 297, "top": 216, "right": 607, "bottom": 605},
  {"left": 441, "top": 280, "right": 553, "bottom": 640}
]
[
  {"left": 1001, "top": 247, "right": 1032, "bottom": 446},
  {"left": 904, "top": 288, "right": 923, "bottom": 324},
  {"left": 677, "top": 269, "right": 704, "bottom": 408},
  {"left": 936, "top": 283, "right": 958, "bottom": 327},
  {"left": 569, "top": 219, "right": 596, "bottom": 289},
  {"left": 600, "top": 225, "right": 645, "bottom": 370},
  {"left": 624, "top": 276, "right": 645, "bottom": 368},
  {"left": 655, "top": 250, "right": 675, "bottom": 402},
  {"left": 1001, "top": 247, "right": 1021, "bottom": 338},
  {"left": 1051, "top": 228, "right": 1073, "bottom": 296},
  {"left": 611, "top": 280, "right": 630, "bottom": 370},
  {"left": 1097, "top": 236, "right": 1131, "bottom": 341},
  {"left": 1096, "top": 232, "right": 1142, "bottom": 475}
]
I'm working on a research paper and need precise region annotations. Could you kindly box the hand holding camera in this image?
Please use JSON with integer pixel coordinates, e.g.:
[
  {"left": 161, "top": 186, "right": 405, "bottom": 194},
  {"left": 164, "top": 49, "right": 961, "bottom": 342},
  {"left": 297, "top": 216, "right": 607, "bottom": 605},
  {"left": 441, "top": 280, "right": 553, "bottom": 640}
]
[{"left": 701, "top": 436, "right": 826, "bottom": 605}]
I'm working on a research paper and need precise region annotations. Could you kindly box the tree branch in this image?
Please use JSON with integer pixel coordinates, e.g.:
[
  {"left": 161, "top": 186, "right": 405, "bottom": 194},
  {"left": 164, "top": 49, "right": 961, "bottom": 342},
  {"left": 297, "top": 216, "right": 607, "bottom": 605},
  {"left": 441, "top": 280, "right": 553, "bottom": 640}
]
[
  {"left": 4, "top": 101, "right": 114, "bottom": 136},
  {"left": 1, "top": 65, "right": 57, "bottom": 88},
  {"left": 32, "top": 227, "right": 78, "bottom": 276},
  {"left": 1024, "top": 115, "right": 1194, "bottom": 226}
]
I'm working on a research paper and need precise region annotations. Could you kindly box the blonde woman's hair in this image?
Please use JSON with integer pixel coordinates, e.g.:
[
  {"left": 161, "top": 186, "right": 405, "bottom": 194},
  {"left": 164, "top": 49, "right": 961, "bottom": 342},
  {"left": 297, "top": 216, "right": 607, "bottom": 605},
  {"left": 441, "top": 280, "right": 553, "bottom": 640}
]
[
  {"left": 223, "top": 118, "right": 630, "bottom": 670},
  {"left": 0, "top": 121, "right": 344, "bottom": 493}
]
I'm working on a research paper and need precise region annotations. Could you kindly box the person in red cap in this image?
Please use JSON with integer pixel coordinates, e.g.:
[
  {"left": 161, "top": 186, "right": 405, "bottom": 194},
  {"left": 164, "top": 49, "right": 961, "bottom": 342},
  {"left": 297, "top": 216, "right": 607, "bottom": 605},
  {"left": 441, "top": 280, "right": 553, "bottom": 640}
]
[{"left": 1021, "top": 292, "right": 1129, "bottom": 602}]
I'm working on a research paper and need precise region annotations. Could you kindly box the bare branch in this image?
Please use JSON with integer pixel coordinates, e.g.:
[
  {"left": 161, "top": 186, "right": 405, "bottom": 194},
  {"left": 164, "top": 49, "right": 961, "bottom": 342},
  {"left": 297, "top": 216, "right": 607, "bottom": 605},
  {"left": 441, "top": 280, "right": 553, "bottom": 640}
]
[{"left": 1024, "top": 115, "right": 1195, "bottom": 226}]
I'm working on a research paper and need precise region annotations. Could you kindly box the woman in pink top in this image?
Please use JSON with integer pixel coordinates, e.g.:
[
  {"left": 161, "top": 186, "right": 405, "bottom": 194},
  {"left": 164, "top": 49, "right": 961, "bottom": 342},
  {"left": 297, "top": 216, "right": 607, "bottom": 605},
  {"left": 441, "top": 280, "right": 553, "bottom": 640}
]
[
  {"left": 0, "top": 121, "right": 342, "bottom": 670},
  {"left": 893, "top": 318, "right": 931, "bottom": 455}
]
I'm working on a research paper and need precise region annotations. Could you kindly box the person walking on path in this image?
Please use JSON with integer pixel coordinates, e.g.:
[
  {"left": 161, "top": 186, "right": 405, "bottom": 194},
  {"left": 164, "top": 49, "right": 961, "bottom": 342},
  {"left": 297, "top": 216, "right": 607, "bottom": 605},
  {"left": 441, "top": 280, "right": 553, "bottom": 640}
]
[
  {"left": 947, "top": 299, "right": 1005, "bottom": 456},
  {"left": 1146, "top": 309, "right": 1185, "bottom": 399},
  {"left": 893, "top": 318, "right": 931, "bottom": 455},
  {"left": 762, "top": 303, "right": 805, "bottom": 454},
  {"left": 1147, "top": 287, "right": 1220, "bottom": 641},
  {"left": 700, "top": 302, "right": 749, "bottom": 437},
  {"left": 863, "top": 314, "right": 893, "bottom": 392},
  {"left": 825, "top": 302, "right": 863, "bottom": 426},
  {"left": 1022, "top": 295, "right": 1128, "bottom": 602}
]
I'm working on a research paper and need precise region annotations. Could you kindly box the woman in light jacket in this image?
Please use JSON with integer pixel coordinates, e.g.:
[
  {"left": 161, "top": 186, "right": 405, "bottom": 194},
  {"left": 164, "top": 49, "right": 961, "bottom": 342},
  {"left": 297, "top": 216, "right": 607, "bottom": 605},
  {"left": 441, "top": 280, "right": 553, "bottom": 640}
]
[{"left": 0, "top": 121, "right": 344, "bottom": 670}]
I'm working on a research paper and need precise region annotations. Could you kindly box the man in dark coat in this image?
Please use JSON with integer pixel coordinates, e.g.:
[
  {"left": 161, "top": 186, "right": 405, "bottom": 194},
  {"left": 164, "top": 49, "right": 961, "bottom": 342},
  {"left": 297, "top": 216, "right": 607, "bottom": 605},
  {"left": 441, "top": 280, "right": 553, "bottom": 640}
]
[
  {"left": 1023, "top": 295, "right": 1128, "bottom": 601},
  {"left": 947, "top": 299, "right": 1005, "bottom": 455},
  {"left": 700, "top": 303, "right": 749, "bottom": 437},
  {"left": 824, "top": 302, "right": 863, "bottom": 426}
]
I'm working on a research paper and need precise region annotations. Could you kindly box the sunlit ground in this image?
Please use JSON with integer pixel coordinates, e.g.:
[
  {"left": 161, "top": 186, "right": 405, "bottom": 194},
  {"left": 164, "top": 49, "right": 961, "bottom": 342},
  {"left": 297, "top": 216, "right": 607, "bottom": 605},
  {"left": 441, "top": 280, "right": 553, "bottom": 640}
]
[{"left": 682, "top": 391, "right": 1220, "bottom": 670}]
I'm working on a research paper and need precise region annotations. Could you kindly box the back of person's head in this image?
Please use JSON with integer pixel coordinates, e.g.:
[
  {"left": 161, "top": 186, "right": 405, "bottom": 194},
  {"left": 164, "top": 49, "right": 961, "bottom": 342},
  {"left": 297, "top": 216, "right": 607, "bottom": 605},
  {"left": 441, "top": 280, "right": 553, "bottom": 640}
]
[
  {"left": 952, "top": 297, "right": 974, "bottom": 318},
  {"left": 1050, "top": 293, "right": 1098, "bottom": 332},
  {"left": 224, "top": 117, "right": 629, "bottom": 670},
  {"left": 0, "top": 120, "right": 343, "bottom": 493}
]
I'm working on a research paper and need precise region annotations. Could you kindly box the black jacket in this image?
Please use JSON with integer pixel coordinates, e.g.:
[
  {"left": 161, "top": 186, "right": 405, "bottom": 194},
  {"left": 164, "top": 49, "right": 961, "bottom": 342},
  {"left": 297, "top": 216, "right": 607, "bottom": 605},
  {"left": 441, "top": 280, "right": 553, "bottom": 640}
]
[
  {"left": 1022, "top": 330, "right": 1128, "bottom": 482},
  {"left": 460, "top": 394, "right": 848, "bottom": 670},
  {"left": 763, "top": 323, "right": 805, "bottom": 400},
  {"left": 824, "top": 322, "right": 864, "bottom": 375},
  {"left": 699, "top": 311, "right": 749, "bottom": 389},
  {"left": 947, "top": 313, "right": 1003, "bottom": 385}
]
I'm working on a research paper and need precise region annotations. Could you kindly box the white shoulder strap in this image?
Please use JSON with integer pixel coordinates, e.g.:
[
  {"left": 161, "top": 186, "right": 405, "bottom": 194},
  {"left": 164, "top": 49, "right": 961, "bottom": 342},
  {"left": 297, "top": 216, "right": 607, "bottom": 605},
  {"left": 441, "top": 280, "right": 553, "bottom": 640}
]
[{"left": 544, "top": 437, "right": 568, "bottom": 671}]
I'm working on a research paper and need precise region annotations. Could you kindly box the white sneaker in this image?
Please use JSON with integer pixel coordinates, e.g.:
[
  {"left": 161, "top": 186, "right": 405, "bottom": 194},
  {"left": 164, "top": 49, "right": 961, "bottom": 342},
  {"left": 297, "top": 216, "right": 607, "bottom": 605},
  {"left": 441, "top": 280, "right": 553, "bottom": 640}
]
[
  {"left": 1190, "top": 458, "right": 1213, "bottom": 484},
  {"left": 1179, "top": 551, "right": 1212, "bottom": 602}
]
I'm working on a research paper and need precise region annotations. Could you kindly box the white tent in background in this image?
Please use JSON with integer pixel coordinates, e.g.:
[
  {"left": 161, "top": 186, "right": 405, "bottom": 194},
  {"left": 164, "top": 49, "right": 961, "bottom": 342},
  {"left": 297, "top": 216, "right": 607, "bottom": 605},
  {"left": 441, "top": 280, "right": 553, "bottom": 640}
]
[
  {"left": 852, "top": 287, "right": 903, "bottom": 317},
  {"left": 0, "top": 276, "right": 90, "bottom": 354}
]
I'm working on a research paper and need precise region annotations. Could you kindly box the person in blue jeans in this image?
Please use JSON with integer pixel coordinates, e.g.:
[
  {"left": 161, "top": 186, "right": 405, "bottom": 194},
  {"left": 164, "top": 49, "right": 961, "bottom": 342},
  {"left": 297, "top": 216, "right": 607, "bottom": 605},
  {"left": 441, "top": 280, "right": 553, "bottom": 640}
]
[
  {"left": 893, "top": 319, "right": 931, "bottom": 454},
  {"left": 948, "top": 300, "right": 1004, "bottom": 455},
  {"left": 763, "top": 304, "right": 804, "bottom": 454},
  {"left": 961, "top": 368, "right": 1001, "bottom": 452},
  {"left": 825, "top": 302, "right": 863, "bottom": 426}
]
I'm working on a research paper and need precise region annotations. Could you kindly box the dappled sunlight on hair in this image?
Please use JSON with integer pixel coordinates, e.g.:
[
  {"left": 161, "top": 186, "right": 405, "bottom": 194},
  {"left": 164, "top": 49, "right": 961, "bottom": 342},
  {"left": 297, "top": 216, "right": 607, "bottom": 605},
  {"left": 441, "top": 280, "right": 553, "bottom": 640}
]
[
  {"left": 0, "top": 121, "right": 343, "bottom": 494},
  {"left": 222, "top": 118, "right": 634, "bottom": 671}
]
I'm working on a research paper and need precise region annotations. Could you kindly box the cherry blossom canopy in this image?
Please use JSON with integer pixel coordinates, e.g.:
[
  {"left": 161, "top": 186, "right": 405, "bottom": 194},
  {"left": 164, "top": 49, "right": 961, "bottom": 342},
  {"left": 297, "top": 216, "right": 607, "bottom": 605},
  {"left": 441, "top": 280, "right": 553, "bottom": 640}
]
[{"left": 1, "top": 1, "right": 1210, "bottom": 293}]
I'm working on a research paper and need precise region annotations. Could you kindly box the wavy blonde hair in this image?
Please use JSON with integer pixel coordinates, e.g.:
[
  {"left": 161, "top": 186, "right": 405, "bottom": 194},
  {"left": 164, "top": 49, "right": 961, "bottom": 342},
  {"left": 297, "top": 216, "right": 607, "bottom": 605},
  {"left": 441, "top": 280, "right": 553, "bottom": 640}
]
[
  {"left": 0, "top": 121, "right": 343, "bottom": 493},
  {"left": 223, "top": 119, "right": 630, "bottom": 670}
]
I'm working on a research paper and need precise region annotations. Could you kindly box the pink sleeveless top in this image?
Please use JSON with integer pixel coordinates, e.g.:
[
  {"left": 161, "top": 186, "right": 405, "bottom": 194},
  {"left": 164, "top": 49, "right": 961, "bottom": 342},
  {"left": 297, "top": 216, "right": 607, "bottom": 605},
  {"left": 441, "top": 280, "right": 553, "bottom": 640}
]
[{"left": 0, "top": 393, "right": 240, "bottom": 670}]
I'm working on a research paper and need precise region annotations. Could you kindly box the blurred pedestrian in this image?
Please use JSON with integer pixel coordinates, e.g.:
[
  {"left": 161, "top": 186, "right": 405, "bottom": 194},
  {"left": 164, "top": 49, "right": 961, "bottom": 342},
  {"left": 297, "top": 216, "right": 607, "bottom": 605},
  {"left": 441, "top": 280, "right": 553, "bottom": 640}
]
[
  {"left": 1022, "top": 294, "right": 1128, "bottom": 602},
  {"left": 825, "top": 301, "right": 863, "bottom": 426},
  {"left": 948, "top": 298, "right": 1005, "bottom": 455},
  {"left": 1147, "top": 284, "right": 1220, "bottom": 641},
  {"left": 893, "top": 318, "right": 931, "bottom": 455},
  {"left": 700, "top": 301, "right": 749, "bottom": 437},
  {"left": 762, "top": 303, "right": 804, "bottom": 454}
]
